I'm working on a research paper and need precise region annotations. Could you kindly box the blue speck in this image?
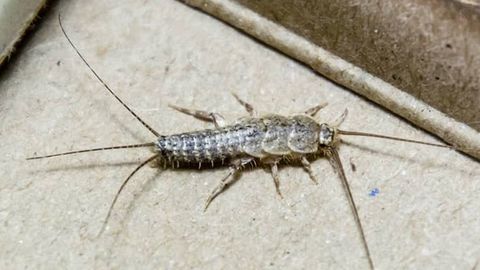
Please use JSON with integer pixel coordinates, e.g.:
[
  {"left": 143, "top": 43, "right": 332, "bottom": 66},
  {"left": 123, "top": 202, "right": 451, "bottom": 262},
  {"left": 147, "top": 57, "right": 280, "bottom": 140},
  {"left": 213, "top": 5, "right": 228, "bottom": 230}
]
[{"left": 369, "top": 188, "right": 380, "bottom": 197}]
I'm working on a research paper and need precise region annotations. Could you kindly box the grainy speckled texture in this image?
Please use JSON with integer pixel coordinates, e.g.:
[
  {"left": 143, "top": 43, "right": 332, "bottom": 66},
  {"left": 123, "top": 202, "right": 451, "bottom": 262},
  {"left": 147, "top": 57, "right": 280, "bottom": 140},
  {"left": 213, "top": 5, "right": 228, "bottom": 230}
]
[{"left": 0, "top": 0, "right": 479, "bottom": 269}]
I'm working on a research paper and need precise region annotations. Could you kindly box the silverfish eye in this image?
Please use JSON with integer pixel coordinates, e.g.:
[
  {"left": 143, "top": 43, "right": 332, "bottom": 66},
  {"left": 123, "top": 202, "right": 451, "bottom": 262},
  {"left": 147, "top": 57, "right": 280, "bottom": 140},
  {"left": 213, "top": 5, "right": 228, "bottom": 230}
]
[{"left": 319, "top": 123, "right": 334, "bottom": 146}]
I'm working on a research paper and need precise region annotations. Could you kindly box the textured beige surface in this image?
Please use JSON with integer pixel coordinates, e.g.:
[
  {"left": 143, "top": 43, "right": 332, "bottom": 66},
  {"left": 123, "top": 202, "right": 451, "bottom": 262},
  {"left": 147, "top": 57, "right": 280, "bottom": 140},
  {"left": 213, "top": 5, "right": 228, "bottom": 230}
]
[
  {"left": 0, "top": 0, "right": 479, "bottom": 269},
  {"left": 183, "top": 0, "right": 480, "bottom": 160}
]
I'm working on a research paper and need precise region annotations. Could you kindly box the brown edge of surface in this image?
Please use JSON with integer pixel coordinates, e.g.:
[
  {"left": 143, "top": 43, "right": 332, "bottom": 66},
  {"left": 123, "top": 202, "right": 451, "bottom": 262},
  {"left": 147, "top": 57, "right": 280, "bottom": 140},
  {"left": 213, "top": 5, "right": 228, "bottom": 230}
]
[
  {"left": 0, "top": 0, "right": 49, "bottom": 66},
  {"left": 180, "top": 0, "right": 480, "bottom": 160}
]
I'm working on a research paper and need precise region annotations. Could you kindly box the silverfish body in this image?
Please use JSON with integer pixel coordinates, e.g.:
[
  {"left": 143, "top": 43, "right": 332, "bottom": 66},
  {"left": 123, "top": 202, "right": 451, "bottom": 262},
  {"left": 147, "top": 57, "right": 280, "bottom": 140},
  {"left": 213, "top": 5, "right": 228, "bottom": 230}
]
[{"left": 156, "top": 114, "right": 332, "bottom": 165}]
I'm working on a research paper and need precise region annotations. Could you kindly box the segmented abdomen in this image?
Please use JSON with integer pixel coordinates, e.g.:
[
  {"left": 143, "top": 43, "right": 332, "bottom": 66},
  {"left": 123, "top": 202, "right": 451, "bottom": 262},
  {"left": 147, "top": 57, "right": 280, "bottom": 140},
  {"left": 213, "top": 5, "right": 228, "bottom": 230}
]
[{"left": 155, "top": 121, "right": 265, "bottom": 163}]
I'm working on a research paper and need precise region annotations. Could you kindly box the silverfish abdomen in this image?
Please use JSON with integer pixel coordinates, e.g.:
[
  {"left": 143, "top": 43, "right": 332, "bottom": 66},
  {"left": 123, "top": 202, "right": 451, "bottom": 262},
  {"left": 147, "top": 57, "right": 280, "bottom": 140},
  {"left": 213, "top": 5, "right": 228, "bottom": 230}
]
[{"left": 156, "top": 121, "right": 267, "bottom": 162}]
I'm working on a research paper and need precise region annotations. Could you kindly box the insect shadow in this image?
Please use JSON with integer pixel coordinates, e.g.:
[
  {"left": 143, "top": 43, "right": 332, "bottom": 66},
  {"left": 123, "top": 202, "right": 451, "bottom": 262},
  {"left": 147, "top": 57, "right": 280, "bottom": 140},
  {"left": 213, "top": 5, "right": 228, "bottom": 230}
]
[{"left": 27, "top": 14, "right": 463, "bottom": 270}]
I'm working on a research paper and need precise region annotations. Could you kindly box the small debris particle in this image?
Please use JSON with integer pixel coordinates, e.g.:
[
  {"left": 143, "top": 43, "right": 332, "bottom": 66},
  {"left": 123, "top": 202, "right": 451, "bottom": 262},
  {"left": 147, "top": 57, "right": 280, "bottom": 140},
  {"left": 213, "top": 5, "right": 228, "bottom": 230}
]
[
  {"left": 350, "top": 159, "right": 356, "bottom": 172},
  {"left": 369, "top": 188, "right": 380, "bottom": 197}
]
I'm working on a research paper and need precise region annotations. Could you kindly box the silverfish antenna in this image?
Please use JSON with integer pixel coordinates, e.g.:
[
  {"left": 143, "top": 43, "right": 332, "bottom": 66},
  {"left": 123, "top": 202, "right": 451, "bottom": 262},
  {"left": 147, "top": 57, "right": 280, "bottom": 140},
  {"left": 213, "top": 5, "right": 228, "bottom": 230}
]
[
  {"left": 337, "top": 129, "right": 454, "bottom": 149},
  {"left": 27, "top": 16, "right": 161, "bottom": 160},
  {"left": 58, "top": 14, "right": 160, "bottom": 137},
  {"left": 26, "top": 143, "right": 155, "bottom": 160},
  {"left": 327, "top": 147, "right": 375, "bottom": 270}
]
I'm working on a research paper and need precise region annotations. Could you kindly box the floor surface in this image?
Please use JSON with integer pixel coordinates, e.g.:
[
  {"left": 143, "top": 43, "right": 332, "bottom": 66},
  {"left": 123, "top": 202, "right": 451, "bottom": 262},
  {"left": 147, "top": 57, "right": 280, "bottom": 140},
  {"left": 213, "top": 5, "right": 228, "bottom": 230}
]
[{"left": 1, "top": 0, "right": 479, "bottom": 269}]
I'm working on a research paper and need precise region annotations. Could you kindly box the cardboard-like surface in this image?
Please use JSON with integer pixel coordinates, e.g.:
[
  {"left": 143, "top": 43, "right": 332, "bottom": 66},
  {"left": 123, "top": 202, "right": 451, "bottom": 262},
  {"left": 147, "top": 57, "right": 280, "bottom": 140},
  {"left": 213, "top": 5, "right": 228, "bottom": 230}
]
[
  {"left": 1, "top": 0, "right": 479, "bottom": 269},
  {"left": 235, "top": 0, "right": 480, "bottom": 133}
]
